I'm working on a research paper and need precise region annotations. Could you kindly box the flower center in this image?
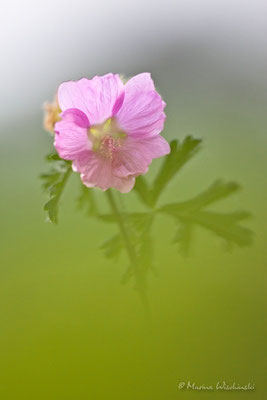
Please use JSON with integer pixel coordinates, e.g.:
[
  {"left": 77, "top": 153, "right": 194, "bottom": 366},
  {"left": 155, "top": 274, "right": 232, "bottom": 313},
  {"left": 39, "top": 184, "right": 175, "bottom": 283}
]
[{"left": 88, "top": 118, "right": 126, "bottom": 159}]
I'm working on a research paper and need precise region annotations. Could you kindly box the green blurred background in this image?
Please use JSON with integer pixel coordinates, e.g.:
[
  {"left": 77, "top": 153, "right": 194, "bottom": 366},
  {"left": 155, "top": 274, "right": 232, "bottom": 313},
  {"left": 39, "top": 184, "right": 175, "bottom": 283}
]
[{"left": 1, "top": 0, "right": 266, "bottom": 398}]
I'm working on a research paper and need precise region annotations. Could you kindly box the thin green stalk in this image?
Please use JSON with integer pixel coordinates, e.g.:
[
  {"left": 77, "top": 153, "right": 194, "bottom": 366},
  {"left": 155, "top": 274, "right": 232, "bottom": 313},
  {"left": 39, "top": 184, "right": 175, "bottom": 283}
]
[{"left": 106, "top": 190, "right": 150, "bottom": 317}]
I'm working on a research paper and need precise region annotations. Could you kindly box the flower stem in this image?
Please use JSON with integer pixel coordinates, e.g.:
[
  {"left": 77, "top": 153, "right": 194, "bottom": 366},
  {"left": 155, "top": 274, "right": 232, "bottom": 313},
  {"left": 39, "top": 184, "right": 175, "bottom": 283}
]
[{"left": 105, "top": 190, "right": 150, "bottom": 317}]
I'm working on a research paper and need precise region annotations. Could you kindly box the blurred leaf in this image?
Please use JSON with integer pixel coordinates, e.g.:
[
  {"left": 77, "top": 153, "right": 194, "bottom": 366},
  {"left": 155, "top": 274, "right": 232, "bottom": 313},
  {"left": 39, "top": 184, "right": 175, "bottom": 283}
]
[
  {"left": 40, "top": 171, "right": 61, "bottom": 190},
  {"left": 159, "top": 179, "right": 252, "bottom": 250},
  {"left": 100, "top": 234, "right": 124, "bottom": 261},
  {"left": 173, "top": 223, "right": 194, "bottom": 256},
  {"left": 77, "top": 184, "right": 98, "bottom": 216},
  {"left": 40, "top": 154, "right": 72, "bottom": 223},
  {"left": 134, "top": 136, "right": 202, "bottom": 207},
  {"left": 159, "top": 180, "right": 243, "bottom": 216},
  {"left": 99, "top": 211, "right": 156, "bottom": 285},
  {"left": 176, "top": 180, "right": 240, "bottom": 212},
  {"left": 134, "top": 175, "right": 151, "bottom": 207},
  {"left": 151, "top": 137, "right": 202, "bottom": 205},
  {"left": 161, "top": 205, "right": 252, "bottom": 249},
  {"left": 137, "top": 216, "right": 154, "bottom": 266},
  {"left": 185, "top": 210, "right": 253, "bottom": 247},
  {"left": 45, "top": 152, "right": 62, "bottom": 162},
  {"left": 122, "top": 212, "right": 155, "bottom": 286},
  {"left": 128, "top": 212, "right": 154, "bottom": 234}
]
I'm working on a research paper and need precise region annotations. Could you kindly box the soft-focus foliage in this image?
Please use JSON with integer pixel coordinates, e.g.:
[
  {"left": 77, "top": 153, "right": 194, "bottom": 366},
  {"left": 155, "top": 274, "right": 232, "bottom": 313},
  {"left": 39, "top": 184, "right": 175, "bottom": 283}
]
[
  {"left": 134, "top": 136, "right": 202, "bottom": 207},
  {"left": 41, "top": 136, "right": 253, "bottom": 289},
  {"left": 160, "top": 180, "right": 252, "bottom": 252},
  {"left": 40, "top": 154, "right": 71, "bottom": 223},
  {"left": 77, "top": 184, "right": 98, "bottom": 216}
]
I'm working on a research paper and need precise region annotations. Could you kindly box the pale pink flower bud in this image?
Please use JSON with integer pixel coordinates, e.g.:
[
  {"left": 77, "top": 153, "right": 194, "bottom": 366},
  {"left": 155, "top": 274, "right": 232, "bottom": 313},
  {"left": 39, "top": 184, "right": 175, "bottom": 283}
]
[{"left": 43, "top": 97, "right": 61, "bottom": 134}]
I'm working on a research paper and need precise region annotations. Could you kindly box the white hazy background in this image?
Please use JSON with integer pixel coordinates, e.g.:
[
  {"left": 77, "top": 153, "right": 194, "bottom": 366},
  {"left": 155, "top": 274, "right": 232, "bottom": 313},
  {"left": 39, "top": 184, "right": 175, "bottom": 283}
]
[{"left": 1, "top": 0, "right": 267, "bottom": 129}]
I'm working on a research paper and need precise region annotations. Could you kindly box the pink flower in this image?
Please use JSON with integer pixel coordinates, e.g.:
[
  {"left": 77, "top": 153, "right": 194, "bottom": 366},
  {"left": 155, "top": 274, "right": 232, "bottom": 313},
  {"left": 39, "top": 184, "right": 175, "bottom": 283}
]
[{"left": 54, "top": 73, "right": 170, "bottom": 193}]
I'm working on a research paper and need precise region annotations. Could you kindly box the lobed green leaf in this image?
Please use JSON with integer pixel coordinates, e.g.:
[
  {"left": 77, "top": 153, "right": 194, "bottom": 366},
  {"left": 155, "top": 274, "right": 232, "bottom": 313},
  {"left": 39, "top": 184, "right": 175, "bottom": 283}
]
[{"left": 40, "top": 153, "right": 72, "bottom": 223}]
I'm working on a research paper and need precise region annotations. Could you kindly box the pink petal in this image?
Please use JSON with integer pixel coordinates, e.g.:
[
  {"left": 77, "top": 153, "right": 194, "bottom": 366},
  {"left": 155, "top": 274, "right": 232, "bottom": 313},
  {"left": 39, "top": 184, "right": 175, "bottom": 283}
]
[
  {"left": 115, "top": 73, "right": 166, "bottom": 138},
  {"left": 123, "top": 72, "right": 155, "bottom": 92},
  {"left": 54, "top": 108, "right": 90, "bottom": 160},
  {"left": 58, "top": 74, "right": 124, "bottom": 125},
  {"left": 73, "top": 152, "right": 135, "bottom": 193},
  {"left": 112, "top": 134, "right": 170, "bottom": 178},
  {"left": 112, "top": 91, "right": 125, "bottom": 115}
]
